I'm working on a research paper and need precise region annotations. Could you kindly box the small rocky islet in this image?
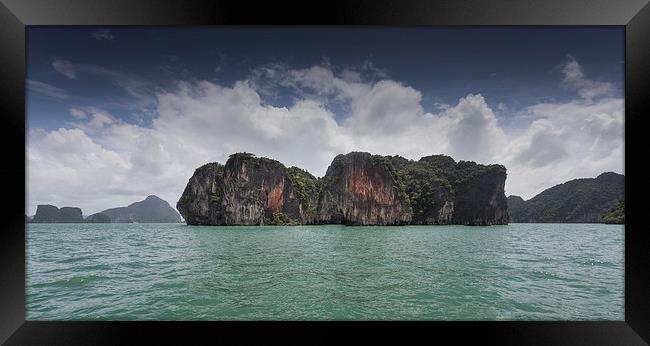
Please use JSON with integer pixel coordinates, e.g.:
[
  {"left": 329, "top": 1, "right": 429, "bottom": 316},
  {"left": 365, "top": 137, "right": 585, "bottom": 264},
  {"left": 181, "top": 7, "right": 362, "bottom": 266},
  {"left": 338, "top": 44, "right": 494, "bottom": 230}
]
[{"left": 177, "top": 151, "right": 509, "bottom": 226}]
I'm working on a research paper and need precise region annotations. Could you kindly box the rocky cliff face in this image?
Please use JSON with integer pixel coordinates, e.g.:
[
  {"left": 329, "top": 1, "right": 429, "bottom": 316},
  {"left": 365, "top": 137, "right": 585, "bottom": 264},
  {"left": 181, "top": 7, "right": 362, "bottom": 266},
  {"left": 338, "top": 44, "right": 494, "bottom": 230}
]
[
  {"left": 221, "top": 153, "right": 310, "bottom": 225},
  {"left": 177, "top": 153, "right": 316, "bottom": 225},
  {"left": 32, "top": 205, "right": 60, "bottom": 223},
  {"left": 320, "top": 153, "right": 508, "bottom": 226},
  {"left": 178, "top": 152, "right": 509, "bottom": 226},
  {"left": 59, "top": 207, "right": 84, "bottom": 223},
  {"left": 316, "top": 152, "right": 412, "bottom": 225},
  {"left": 449, "top": 162, "right": 508, "bottom": 225},
  {"left": 396, "top": 156, "right": 455, "bottom": 224},
  {"left": 177, "top": 163, "right": 226, "bottom": 225},
  {"left": 32, "top": 205, "right": 84, "bottom": 223}
]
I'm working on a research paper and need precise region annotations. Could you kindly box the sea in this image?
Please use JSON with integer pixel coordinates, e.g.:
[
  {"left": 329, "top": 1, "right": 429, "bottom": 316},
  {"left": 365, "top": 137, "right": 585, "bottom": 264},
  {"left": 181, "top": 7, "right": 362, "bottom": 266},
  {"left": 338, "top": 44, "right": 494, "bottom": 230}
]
[{"left": 26, "top": 223, "right": 624, "bottom": 320}]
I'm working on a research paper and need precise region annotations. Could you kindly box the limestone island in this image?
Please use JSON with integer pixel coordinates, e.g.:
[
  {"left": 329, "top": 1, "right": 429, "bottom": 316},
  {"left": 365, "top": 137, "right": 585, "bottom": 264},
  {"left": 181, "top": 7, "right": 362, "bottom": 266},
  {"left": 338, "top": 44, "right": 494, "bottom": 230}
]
[{"left": 177, "top": 152, "right": 508, "bottom": 226}]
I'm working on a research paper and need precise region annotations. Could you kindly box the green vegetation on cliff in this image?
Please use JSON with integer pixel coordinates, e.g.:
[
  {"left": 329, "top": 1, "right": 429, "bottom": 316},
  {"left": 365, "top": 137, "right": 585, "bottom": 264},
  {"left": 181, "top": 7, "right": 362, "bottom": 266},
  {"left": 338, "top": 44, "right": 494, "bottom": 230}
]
[
  {"left": 369, "top": 153, "right": 410, "bottom": 202},
  {"left": 601, "top": 197, "right": 624, "bottom": 224},
  {"left": 229, "top": 152, "right": 286, "bottom": 172},
  {"left": 266, "top": 212, "right": 301, "bottom": 226},
  {"left": 394, "top": 161, "right": 452, "bottom": 222},
  {"left": 286, "top": 166, "right": 321, "bottom": 218},
  {"left": 315, "top": 152, "right": 507, "bottom": 225},
  {"left": 390, "top": 155, "right": 507, "bottom": 224}
]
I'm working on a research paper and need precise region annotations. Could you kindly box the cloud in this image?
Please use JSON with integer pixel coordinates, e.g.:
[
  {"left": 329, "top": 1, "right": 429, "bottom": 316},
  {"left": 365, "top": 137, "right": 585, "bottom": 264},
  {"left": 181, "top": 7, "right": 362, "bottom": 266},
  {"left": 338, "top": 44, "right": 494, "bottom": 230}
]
[
  {"left": 443, "top": 94, "right": 507, "bottom": 163},
  {"left": 511, "top": 119, "right": 569, "bottom": 167},
  {"left": 251, "top": 61, "right": 384, "bottom": 104},
  {"left": 27, "top": 57, "right": 624, "bottom": 214},
  {"left": 561, "top": 55, "right": 614, "bottom": 100},
  {"left": 67, "top": 107, "right": 118, "bottom": 132},
  {"left": 91, "top": 29, "right": 115, "bottom": 41},
  {"left": 51, "top": 59, "right": 156, "bottom": 108},
  {"left": 27, "top": 127, "right": 133, "bottom": 213},
  {"left": 52, "top": 59, "right": 77, "bottom": 79},
  {"left": 152, "top": 80, "right": 347, "bottom": 175},
  {"left": 29, "top": 80, "right": 347, "bottom": 214},
  {"left": 501, "top": 61, "right": 623, "bottom": 198},
  {"left": 343, "top": 80, "right": 424, "bottom": 135},
  {"left": 69, "top": 108, "right": 87, "bottom": 119},
  {"left": 27, "top": 79, "right": 71, "bottom": 99}
]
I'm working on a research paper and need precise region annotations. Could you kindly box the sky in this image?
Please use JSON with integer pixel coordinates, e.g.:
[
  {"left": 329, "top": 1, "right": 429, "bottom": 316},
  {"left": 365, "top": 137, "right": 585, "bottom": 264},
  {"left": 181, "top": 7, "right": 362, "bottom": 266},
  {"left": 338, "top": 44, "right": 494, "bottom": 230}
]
[{"left": 26, "top": 26, "right": 625, "bottom": 216}]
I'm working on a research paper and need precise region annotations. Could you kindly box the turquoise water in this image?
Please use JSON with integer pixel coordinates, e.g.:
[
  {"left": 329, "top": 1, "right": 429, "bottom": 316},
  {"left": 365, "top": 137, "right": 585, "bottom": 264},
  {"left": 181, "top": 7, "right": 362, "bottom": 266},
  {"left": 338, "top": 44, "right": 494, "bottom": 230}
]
[{"left": 26, "top": 223, "right": 624, "bottom": 320}]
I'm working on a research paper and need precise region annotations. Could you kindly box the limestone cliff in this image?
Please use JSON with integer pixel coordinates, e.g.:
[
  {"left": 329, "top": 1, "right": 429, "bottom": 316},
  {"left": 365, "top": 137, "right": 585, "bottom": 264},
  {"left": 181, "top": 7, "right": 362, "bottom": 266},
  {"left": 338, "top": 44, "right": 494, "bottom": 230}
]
[
  {"left": 32, "top": 205, "right": 84, "bottom": 223},
  {"left": 316, "top": 152, "right": 412, "bottom": 225},
  {"left": 177, "top": 153, "right": 316, "bottom": 225},
  {"left": 316, "top": 153, "right": 508, "bottom": 226},
  {"left": 448, "top": 161, "right": 508, "bottom": 225},
  {"left": 396, "top": 155, "right": 455, "bottom": 224},
  {"left": 177, "top": 163, "right": 226, "bottom": 225},
  {"left": 221, "top": 153, "right": 311, "bottom": 225},
  {"left": 178, "top": 152, "right": 509, "bottom": 226},
  {"left": 32, "top": 205, "right": 60, "bottom": 223}
]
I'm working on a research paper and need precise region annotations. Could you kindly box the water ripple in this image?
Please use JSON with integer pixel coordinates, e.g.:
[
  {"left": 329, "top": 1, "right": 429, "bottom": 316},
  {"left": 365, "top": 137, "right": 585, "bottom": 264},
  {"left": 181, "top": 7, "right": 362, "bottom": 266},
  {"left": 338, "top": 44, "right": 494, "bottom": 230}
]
[{"left": 26, "top": 223, "right": 624, "bottom": 320}]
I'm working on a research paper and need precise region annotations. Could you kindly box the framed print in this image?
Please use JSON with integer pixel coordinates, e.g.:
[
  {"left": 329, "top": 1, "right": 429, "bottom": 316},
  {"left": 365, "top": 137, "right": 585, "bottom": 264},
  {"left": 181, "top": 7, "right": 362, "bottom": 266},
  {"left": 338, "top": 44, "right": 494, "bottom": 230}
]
[{"left": 1, "top": 0, "right": 649, "bottom": 344}]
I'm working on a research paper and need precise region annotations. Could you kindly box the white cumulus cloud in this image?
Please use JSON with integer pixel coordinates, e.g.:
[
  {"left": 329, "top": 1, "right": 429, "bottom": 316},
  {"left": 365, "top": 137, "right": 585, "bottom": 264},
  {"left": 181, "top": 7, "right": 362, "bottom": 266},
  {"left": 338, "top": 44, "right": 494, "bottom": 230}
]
[{"left": 561, "top": 54, "right": 614, "bottom": 100}]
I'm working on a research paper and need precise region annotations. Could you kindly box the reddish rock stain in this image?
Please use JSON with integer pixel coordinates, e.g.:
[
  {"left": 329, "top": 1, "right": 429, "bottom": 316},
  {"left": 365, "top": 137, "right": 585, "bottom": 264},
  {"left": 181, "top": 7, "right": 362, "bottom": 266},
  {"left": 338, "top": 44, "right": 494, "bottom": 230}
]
[
  {"left": 349, "top": 165, "right": 392, "bottom": 204},
  {"left": 266, "top": 180, "right": 285, "bottom": 213}
]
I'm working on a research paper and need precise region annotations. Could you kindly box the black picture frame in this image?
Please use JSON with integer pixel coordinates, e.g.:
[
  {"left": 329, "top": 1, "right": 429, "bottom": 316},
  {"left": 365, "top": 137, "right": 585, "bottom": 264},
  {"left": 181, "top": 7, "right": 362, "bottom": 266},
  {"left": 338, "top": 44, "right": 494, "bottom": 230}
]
[{"left": 1, "top": 0, "right": 648, "bottom": 344}]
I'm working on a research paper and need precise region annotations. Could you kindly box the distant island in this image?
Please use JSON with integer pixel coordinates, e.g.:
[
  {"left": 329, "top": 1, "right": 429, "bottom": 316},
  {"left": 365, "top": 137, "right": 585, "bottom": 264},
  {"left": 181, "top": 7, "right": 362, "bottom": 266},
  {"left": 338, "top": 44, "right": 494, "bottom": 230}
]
[
  {"left": 28, "top": 195, "right": 181, "bottom": 223},
  {"left": 87, "top": 195, "right": 182, "bottom": 223},
  {"left": 177, "top": 152, "right": 508, "bottom": 226},
  {"left": 30, "top": 205, "right": 84, "bottom": 223},
  {"left": 507, "top": 172, "right": 624, "bottom": 224}
]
